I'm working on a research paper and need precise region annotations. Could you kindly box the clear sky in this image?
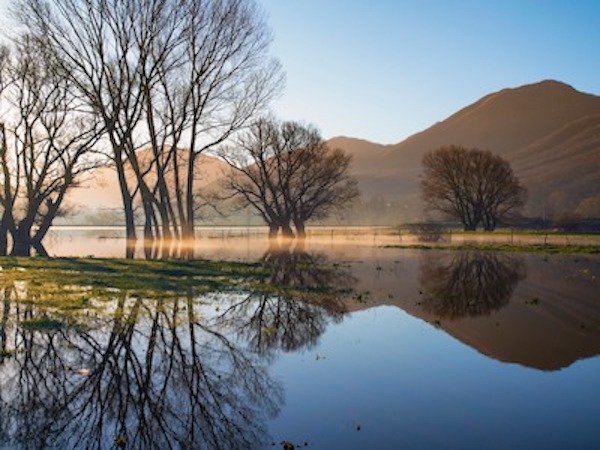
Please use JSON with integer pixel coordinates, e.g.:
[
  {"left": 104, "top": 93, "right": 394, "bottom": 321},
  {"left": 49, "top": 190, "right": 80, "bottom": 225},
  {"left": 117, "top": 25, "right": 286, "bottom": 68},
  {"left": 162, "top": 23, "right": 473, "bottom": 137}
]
[
  {"left": 260, "top": 0, "right": 600, "bottom": 144},
  {"left": 1, "top": 0, "right": 597, "bottom": 144}
]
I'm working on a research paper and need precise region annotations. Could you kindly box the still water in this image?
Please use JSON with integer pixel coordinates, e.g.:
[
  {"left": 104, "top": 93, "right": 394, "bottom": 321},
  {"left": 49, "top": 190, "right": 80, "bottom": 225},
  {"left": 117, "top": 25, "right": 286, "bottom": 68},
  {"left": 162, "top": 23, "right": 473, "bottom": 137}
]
[{"left": 1, "top": 227, "right": 599, "bottom": 448}]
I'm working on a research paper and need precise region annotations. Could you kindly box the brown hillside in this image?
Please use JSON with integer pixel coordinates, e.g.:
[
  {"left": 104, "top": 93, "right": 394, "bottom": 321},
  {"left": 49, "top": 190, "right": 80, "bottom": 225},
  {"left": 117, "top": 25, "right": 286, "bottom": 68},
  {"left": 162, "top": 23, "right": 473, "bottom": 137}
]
[
  {"left": 334, "top": 80, "right": 600, "bottom": 218},
  {"left": 66, "top": 80, "right": 600, "bottom": 224},
  {"left": 327, "top": 136, "right": 388, "bottom": 176}
]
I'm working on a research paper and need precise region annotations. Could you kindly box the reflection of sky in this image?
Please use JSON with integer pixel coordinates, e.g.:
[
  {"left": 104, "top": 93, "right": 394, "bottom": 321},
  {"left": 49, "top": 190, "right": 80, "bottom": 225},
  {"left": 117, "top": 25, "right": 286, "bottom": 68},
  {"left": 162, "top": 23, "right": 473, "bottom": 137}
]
[{"left": 269, "top": 306, "right": 600, "bottom": 448}]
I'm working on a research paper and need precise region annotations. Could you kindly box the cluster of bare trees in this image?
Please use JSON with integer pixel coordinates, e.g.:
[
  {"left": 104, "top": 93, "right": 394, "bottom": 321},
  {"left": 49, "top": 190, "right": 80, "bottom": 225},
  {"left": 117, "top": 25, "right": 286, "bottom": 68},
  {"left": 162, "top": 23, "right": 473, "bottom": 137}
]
[
  {"left": 221, "top": 118, "right": 359, "bottom": 238},
  {"left": 1, "top": 0, "right": 358, "bottom": 257},
  {"left": 8, "top": 0, "right": 282, "bottom": 257},
  {"left": 0, "top": 38, "right": 101, "bottom": 256},
  {"left": 421, "top": 145, "right": 527, "bottom": 231}
]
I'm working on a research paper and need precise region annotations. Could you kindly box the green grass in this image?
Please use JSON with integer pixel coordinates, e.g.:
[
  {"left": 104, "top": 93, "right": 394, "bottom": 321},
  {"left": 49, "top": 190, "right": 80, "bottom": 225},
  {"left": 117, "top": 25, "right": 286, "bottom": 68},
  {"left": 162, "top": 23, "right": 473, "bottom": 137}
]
[
  {"left": 0, "top": 256, "right": 268, "bottom": 296},
  {"left": 0, "top": 256, "right": 350, "bottom": 323},
  {"left": 0, "top": 349, "right": 15, "bottom": 358}
]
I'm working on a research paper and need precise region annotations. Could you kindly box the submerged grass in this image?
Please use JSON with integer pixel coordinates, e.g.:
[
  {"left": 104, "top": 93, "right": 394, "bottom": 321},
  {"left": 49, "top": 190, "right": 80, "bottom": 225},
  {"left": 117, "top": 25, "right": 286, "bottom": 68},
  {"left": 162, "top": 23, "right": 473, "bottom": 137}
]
[
  {"left": 0, "top": 256, "right": 269, "bottom": 297},
  {"left": 0, "top": 256, "right": 350, "bottom": 323},
  {"left": 20, "top": 317, "right": 66, "bottom": 331},
  {"left": 0, "top": 257, "right": 274, "bottom": 323}
]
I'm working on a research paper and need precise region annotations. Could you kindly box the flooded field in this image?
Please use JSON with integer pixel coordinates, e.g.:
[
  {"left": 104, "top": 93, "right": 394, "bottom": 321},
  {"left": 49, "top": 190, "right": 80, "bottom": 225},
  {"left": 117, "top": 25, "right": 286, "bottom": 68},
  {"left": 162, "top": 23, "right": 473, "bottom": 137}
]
[{"left": 0, "top": 227, "right": 599, "bottom": 448}]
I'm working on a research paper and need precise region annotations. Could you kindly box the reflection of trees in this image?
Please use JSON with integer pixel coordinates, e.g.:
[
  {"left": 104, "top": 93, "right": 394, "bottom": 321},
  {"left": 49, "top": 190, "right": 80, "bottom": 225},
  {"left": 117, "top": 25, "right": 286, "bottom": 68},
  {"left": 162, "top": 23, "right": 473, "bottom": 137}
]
[
  {"left": 419, "top": 252, "right": 526, "bottom": 319},
  {"left": 0, "top": 285, "right": 282, "bottom": 449},
  {"left": 215, "top": 240, "right": 356, "bottom": 355}
]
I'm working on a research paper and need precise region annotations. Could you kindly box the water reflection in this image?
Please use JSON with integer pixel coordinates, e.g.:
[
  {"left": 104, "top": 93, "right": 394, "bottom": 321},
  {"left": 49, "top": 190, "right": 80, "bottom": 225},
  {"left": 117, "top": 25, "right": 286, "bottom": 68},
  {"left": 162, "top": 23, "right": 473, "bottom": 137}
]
[
  {"left": 214, "top": 240, "right": 356, "bottom": 355},
  {"left": 419, "top": 251, "right": 526, "bottom": 319},
  {"left": 0, "top": 245, "right": 356, "bottom": 448},
  {"left": 0, "top": 290, "right": 282, "bottom": 449}
]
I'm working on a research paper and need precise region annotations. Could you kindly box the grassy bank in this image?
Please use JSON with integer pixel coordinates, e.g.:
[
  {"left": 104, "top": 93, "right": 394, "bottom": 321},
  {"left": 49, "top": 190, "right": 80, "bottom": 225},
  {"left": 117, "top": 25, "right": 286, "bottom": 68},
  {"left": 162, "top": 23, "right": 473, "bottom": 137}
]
[{"left": 0, "top": 257, "right": 268, "bottom": 297}]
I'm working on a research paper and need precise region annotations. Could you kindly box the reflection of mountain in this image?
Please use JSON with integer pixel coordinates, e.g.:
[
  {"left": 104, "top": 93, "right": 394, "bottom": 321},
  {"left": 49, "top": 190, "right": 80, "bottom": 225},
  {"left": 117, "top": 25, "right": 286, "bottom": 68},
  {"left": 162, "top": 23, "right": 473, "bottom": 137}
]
[
  {"left": 415, "top": 254, "right": 600, "bottom": 371},
  {"left": 419, "top": 252, "right": 526, "bottom": 319},
  {"left": 215, "top": 240, "right": 356, "bottom": 355},
  {"left": 341, "top": 250, "right": 600, "bottom": 371}
]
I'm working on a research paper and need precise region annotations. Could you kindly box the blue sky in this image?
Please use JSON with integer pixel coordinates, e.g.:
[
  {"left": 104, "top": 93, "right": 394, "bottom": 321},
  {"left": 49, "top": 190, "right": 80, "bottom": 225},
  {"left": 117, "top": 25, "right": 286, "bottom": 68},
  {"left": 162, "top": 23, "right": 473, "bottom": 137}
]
[{"left": 260, "top": 0, "right": 600, "bottom": 143}]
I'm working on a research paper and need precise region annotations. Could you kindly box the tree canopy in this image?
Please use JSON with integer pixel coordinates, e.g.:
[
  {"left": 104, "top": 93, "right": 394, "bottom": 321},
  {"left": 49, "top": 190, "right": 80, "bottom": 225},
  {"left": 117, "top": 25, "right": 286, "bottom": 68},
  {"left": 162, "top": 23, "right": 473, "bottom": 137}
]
[
  {"left": 221, "top": 119, "right": 359, "bottom": 237},
  {"left": 0, "top": 38, "right": 101, "bottom": 256},
  {"left": 15, "top": 0, "right": 283, "bottom": 257},
  {"left": 421, "top": 145, "right": 526, "bottom": 231}
]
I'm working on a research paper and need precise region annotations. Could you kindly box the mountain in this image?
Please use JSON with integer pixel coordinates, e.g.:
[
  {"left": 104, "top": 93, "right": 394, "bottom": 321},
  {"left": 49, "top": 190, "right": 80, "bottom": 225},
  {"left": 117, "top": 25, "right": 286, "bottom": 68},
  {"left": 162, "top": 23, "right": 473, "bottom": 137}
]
[
  {"left": 330, "top": 80, "right": 600, "bottom": 220},
  {"left": 66, "top": 80, "right": 599, "bottom": 225}
]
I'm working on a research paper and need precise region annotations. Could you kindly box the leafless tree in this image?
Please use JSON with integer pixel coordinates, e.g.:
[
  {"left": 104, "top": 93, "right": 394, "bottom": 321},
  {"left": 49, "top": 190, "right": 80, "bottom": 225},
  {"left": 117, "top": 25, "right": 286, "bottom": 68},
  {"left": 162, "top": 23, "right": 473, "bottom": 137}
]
[
  {"left": 0, "top": 38, "right": 101, "bottom": 256},
  {"left": 16, "top": 0, "right": 283, "bottom": 257},
  {"left": 221, "top": 119, "right": 359, "bottom": 237},
  {"left": 421, "top": 145, "right": 527, "bottom": 231}
]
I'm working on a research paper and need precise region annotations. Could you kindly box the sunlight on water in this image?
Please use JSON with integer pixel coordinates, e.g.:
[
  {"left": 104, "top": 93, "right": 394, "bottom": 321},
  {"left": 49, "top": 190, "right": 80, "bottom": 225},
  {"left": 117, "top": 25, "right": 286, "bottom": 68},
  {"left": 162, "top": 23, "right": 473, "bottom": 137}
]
[{"left": 43, "top": 226, "right": 414, "bottom": 259}]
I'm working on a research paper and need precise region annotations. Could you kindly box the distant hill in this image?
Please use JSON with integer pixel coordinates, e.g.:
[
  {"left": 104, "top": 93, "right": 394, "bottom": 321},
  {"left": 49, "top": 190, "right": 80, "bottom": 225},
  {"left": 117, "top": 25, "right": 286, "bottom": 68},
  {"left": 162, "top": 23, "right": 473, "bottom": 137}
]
[
  {"left": 65, "top": 80, "right": 600, "bottom": 225},
  {"left": 330, "top": 80, "right": 600, "bottom": 221}
]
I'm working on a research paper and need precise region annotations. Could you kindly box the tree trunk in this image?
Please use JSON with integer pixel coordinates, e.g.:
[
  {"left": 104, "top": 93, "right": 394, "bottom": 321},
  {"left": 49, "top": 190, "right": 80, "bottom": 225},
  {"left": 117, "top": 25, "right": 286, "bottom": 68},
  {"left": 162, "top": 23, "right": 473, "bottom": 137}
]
[
  {"left": 143, "top": 236, "right": 155, "bottom": 260},
  {"left": 483, "top": 214, "right": 497, "bottom": 231},
  {"left": 143, "top": 81, "right": 174, "bottom": 243},
  {"left": 281, "top": 222, "right": 295, "bottom": 238},
  {"left": 114, "top": 153, "right": 137, "bottom": 259},
  {"left": 463, "top": 224, "right": 477, "bottom": 231},
  {"left": 10, "top": 228, "right": 32, "bottom": 257},
  {"left": 293, "top": 219, "right": 306, "bottom": 238},
  {"left": 0, "top": 212, "right": 8, "bottom": 256},
  {"left": 32, "top": 240, "right": 48, "bottom": 257},
  {"left": 268, "top": 222, "right": 279, "bottom": 238},
  {"left": 184, "top": 148, "right": 196, "bottom": 243}
]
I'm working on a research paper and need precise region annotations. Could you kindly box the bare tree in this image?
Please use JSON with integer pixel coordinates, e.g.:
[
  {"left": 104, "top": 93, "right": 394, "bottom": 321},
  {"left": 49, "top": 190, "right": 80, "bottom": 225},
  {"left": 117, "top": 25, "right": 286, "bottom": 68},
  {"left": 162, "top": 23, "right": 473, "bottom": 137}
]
[
  {"left": 0, "top": 38, "right": 100, "bottom": 256},
  {"left": 16, "top": 0, "right": 282, "bottom": 257},
  {"left": 221, "top": 119, "right": 359, "bottom": 237},
  {"left": 421, "top": 145, "right": 526, "bottom": 231}
]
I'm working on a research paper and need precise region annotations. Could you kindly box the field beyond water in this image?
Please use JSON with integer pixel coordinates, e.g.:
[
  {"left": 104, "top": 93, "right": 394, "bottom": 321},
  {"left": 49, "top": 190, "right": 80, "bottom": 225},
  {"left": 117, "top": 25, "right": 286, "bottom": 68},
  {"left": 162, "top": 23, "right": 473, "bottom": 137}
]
[{"left": 0, "top": 227, "right": 598, "bottom": 449}]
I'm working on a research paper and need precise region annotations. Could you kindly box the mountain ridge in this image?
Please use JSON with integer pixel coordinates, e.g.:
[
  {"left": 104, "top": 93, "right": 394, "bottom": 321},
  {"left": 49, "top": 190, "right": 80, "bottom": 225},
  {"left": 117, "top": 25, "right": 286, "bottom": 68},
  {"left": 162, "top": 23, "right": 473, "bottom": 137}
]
[
  {"left": 329, "top": 79, "right": 600, "bottom": 220},
  {"left": 66, "top": 79, "right": 600, "bottom": 224}
]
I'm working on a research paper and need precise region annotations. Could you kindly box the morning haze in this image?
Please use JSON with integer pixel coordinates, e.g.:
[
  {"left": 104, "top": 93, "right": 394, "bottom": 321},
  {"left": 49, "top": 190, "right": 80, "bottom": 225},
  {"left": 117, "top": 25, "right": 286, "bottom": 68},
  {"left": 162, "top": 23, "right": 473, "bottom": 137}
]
[{"left": 0, "top": 1, "right": 598, "bottom": 449}]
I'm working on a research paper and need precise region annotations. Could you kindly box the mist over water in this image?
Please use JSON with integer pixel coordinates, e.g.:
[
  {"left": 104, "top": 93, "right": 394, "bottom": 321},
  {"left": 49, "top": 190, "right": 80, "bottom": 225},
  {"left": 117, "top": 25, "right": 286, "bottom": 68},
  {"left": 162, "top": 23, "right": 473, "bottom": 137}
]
[
  {"left": 43, "top": 226, "right": 411, "bottom": 260},
  {"left": 1, "top": 226, "right": 599, "bottom": 448}
]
